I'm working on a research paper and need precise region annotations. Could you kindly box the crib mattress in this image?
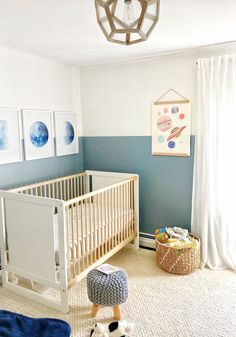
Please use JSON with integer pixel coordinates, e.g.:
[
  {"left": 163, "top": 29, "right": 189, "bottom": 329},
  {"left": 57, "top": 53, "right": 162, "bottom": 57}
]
[{"left": 54, "top": 202, "right": 133, "bottom": 261}]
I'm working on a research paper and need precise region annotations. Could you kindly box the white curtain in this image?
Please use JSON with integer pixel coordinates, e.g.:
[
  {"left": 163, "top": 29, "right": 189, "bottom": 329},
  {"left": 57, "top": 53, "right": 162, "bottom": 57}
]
[{"left": 192, "top": 55, "right": 236, "bottom": 270}]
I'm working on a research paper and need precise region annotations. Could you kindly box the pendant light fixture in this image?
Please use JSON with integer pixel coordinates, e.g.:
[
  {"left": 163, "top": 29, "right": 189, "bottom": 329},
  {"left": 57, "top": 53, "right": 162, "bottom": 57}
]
[{"left": 94, "top": 0, "right": 160, "bottom": 45}]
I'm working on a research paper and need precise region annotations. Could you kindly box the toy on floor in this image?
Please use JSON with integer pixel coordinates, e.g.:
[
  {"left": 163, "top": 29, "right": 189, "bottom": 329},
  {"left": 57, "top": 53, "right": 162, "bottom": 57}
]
[{"left": 90, "top": 320, "right": 134, "bottom": 337}]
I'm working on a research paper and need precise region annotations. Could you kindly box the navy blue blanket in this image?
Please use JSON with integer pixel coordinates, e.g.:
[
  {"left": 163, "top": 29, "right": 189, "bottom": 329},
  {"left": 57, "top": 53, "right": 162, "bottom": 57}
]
[{"left": 0, "top": 310, "right": 71, "bottom": 337}]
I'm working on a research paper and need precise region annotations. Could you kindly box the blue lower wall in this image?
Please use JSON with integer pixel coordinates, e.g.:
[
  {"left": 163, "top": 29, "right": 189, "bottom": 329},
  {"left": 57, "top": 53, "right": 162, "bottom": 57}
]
[
  {"left": 0, "top": 137, "right": 84, "bottom": 189},
  {"left": 83, "top": 136, "right": 195, "bottom": 235},
  {"left": 0, "top": 135, "right": 195, "bottom": 236}
]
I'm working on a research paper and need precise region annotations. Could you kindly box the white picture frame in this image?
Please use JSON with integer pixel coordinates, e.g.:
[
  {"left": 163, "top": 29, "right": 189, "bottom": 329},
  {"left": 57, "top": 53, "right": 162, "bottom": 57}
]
[
  {"left": 54, "top": 112, "right": 78, "bottom": 156},
  {"left": 0, "top": 108, "right": 22, "bottom": 165},
  {"left": 22, "top": 109, "right": 54, "bottom": 161}
]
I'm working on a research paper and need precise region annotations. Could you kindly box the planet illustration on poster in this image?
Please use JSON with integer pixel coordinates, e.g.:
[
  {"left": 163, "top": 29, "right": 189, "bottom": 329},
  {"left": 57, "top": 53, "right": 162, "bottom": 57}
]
[
  {"left": 0, "top": 120, "right": 8, "bottom": 150},
  {"left": 168, "top": 141, "right": 176, "bottom": 149},
  {"left": 171, "top": 106, "right": 179, "bottom": 114},
  {"left": 157, "top": 115, "right": 172, "bottom": 132},
  {"left": 29, "top": 121, "right": 49, "bottom": 148},
  {"left": 64, "top": 121, "right": 74, "bottom": 145},
  {"left": 167, "top": 126, "right": 186, "bottom": 141},
  {"left": 157, "top": 135, "right": 165, "bottom": 143}
]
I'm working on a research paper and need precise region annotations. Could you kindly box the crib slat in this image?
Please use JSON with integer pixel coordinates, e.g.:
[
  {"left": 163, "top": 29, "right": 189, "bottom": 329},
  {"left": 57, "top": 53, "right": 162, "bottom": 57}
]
[
  {"left": 65, "top": 206, "right": 71, "bottom": 282},
  {"left": 111, "top": 188, "right": 115, "bottom": 248},
  {"left": 89, "top": 197, "right": 93, "bottom": 265},
  {"left": 96, "top": 197, "right": 100, "bottom": 260},
  {"left": 131, "top": 180, "right": 134, "bottom": 235},
  {"left": 123, "top": 184, "right": 126, "bottom": 240},
  {"left": 75, "top": 201, "right": 80, "bottom": 275},
  {"left": 52, "top": 183, "right": 54, "bottom": 198},
  {"left": 56, "top": 181, "right": 59, "bottom": 199},
  {"left": 73, "top": 177, "right": 76, "bottom": 199},
  {"left": 128, "top": 182, "right": 131, "bottom": 236},
  {"left": 70, "top": 179, "right": 72, "bottom": 200},
  {"left": 80, "top": 176, "right": 82, "bottom": 196},
  {"left": 118, "top": 186, "right": 121, "bottom": 245},
  {"left": 80, "top": 200, "right": 85, "bottom": 272},
  {"left": 115, "top": 187, "right": 118, "bottom": 247},
  {"left": 83, "top": 175, "right": 86, "bottom": 195},
  {"left": 108, "top": 189, "right": 111, "bottom": 251},
  {"left": 84, "top": 201, "right": 89, "bottom": 268},
  {"left": 63, "top": 180, "right": 66, "bottom": 201},
  {"left": 93, "top": 196, "right": 97, "bottom": 262},
  {"left": 122, "top": 184, "right": 124, "bottom": 242},
  {"left": 71, "top": 204, "right": 76, "bottom": 278},
  {"left": 67, "top": 180, "right": 70, "bottom": 201},
  {"left": 47, "top": 184, "right": 50, "bottom": 198},
  {"left": 125, "top": 182, "right": 128, "bottom": 239},
  {"left": 100, "top": 193, "right": 104, "bottom": 257},
  {"left": 104, "top": 191, "right": 107, "bottom": 255}
]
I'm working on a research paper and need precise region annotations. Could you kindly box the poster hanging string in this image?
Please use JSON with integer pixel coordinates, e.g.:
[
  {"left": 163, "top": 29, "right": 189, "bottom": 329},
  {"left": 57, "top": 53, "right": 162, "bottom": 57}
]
[{"left": 154, "top": 88, "right": 190, "bottom": 105}]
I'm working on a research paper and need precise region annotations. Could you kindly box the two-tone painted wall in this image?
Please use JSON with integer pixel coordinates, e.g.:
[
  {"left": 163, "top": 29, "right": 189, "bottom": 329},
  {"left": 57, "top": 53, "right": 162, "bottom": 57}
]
[
  {"left": 80, "top": 54, "right": 196, "bottom": 235},
  {"left": 2, "top": 43, "right": 236, "bottom": 238},
  {"left": 80, "top": 45, "right": 236, "bottom": 236}
]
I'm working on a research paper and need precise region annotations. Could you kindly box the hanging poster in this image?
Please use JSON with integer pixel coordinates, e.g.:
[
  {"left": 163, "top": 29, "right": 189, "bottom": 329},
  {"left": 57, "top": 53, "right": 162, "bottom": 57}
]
[
  {"left": 0, "top": 108, "right": 22, "bottom": 164},
  {"left": 152, "top": 91, "right": 191, "bottom": 156},
  {"left": 54, "top": 112, "right": 78, "bottom": 156},
  {"left": 22, "top": 110, "right": 54, "bottom": 160}
]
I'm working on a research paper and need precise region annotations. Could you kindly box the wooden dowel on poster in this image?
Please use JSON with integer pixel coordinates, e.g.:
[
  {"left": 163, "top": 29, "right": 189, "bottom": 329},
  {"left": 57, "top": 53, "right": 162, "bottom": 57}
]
[
  {"left": 154, "top": 88, "right": 190, "bottom": 105},
  {"left": 154, "top": 99, "right": 189, "bottom": 105}
]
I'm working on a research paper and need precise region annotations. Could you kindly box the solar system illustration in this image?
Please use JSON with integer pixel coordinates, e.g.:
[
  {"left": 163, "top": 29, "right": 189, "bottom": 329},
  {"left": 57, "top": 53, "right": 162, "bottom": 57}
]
[{"left": 152, "top": 101, "right": 191, "bottom": 156}]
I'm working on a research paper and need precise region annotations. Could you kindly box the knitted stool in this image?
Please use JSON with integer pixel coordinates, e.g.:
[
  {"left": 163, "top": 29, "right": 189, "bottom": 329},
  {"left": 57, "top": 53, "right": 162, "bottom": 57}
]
[{"left": 87, "top": 268, "right": 128, "bottom": 320}]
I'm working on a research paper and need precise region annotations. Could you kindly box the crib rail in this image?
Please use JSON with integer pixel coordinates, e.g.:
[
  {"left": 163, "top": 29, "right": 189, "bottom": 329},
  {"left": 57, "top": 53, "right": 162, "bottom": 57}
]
[
  {"left": 8, "top": 172, "right": 87, "bottom": 201},
  {"left": 64, "top": 177, "right": 136, "bottom": 283}
]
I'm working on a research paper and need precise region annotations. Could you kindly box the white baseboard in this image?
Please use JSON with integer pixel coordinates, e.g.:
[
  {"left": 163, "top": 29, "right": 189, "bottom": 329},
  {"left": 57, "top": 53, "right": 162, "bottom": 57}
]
[{"left": 139, "top": 236, "right": 155, "bottom": 249}]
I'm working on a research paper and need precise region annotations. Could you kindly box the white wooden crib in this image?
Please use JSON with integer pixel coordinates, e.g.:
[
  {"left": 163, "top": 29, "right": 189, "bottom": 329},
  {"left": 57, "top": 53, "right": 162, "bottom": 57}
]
[{"left": 0, "top": 170, "right": 139, "bottom": 313}]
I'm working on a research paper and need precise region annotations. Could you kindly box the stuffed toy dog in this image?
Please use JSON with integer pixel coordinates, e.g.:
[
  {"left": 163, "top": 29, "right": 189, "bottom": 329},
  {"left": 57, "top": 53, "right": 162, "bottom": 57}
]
[{"left": 90, "top": 320, "right": 134, "bottom": 337}]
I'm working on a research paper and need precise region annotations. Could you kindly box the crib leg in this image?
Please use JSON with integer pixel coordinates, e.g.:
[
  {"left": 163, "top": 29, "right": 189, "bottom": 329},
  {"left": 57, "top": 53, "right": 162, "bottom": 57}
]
[
  {"left": 134, "top": 237, "right": 139, "bottom": 250},
  {"left": 61, "top": 289, "right": 69, "bottom": 314}
]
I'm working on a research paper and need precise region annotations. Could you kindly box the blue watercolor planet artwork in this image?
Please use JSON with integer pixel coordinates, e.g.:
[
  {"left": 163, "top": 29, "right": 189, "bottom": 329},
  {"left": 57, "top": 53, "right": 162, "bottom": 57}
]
[
  {"left": 64, "top": 121, "right": 74, "bottom": 145},
  {"left": 29, "top": 121, "right": 49, "bottom": 148},
  {"left": 0, "top": 120, "right": 8, "bottom": 151}
]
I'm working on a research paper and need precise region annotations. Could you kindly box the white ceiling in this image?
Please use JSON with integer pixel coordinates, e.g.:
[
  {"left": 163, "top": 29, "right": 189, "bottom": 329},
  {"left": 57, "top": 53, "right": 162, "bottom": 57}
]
[{"left": 0, "top": 0, "right": 236, "bottom": 67}]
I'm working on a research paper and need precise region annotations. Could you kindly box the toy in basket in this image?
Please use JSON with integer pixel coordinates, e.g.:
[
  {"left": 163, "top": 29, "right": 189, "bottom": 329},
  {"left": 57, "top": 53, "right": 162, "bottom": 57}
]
[{"left": 155, "top": 227, "right": 200, "bottom": 275}]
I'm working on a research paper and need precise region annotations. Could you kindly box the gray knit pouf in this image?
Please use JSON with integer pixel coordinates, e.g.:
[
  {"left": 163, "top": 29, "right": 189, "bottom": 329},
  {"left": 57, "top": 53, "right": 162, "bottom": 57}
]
[{"left": 87, "top": 268, "right": 128, "bottom": 307}]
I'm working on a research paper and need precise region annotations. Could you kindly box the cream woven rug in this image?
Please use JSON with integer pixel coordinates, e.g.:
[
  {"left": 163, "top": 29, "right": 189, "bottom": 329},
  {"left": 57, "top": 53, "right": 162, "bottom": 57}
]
[{"left": 0, "top": 247, "right": 236, "bottom": 337}]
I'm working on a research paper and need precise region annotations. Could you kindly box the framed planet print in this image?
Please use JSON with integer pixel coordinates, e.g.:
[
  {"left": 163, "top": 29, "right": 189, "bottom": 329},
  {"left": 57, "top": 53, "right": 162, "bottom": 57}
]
[
  {"left": 152, "top": 90, "right": 191, "bottom": 156},
  {"left": 22, "top": 110, "right": 54, "bottom": 160},
  {"left": 54, "top": 112, "right": 78, "bottom": 156},
  {"left": 0, "top": 108, "right": 22, "bottom": 164}
]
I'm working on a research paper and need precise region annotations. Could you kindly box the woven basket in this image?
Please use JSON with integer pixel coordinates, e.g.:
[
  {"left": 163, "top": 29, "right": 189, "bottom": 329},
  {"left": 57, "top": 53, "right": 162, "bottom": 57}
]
[{"left": 156, "top": 234, "right": 200, "bottom": 275}]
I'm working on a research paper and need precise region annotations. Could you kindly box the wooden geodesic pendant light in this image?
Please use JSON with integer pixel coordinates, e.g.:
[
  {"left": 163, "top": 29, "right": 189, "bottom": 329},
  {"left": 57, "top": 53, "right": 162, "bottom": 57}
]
[{"left": 94, "top": 0, "right": 160, "bottom": 45}]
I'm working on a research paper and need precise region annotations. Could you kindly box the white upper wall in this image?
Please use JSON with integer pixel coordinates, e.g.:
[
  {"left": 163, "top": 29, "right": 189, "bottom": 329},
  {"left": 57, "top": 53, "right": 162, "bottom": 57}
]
[
  {"left": 80, "top": 45, "right": 236, "bottom": 136},
  {"left": 0, "top": 44, "right": 82, "bottom": 135}
]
